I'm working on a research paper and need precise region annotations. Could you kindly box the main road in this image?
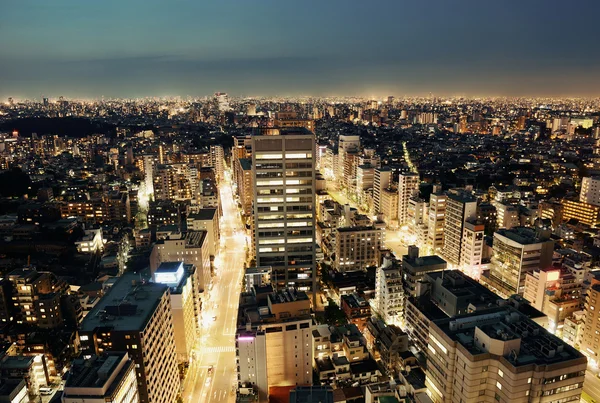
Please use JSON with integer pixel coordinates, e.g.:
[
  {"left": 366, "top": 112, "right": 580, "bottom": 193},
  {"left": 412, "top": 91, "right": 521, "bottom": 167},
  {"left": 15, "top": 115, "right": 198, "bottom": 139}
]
[{"left": 182, "top": 169, "right": 247, "bottom": 403}]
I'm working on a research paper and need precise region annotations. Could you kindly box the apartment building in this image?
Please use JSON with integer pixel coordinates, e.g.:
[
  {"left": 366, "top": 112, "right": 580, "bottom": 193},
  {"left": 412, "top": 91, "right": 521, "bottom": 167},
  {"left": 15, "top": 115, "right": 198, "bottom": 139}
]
[
  {"left": 426, "top": 307, "right": 586, "bottom": 403},
  {"left": 334, "top": 226, "right": 383, "bottom": 272},
  {"left": 79, "top": 273, "right": 181, "bottom": 403},
  {"left": 62, "top": 352, "right": 139, "bottom": 403}
]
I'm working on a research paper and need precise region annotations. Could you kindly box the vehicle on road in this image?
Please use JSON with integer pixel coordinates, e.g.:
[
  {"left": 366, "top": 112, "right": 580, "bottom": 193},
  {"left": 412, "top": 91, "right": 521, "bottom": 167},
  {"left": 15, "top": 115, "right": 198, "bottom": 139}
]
[
  {"left": 212, "top": 315, "right": 217, "bottom": 321},
  {"left": 40, "top": 387, "right": 53, "bottom": 395},
  {"left": 205, "top": 377, "right": 212, "bottom": 386},
  {"left": 208, "top": 365, "right": 214, "bottom": 374}
]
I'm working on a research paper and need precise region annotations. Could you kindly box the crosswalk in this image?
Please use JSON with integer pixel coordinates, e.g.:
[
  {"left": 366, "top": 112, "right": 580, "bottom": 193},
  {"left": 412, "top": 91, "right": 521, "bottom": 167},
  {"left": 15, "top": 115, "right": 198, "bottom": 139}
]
[{"left": 200, "top": 346, "right": 235, "bottom": 353}]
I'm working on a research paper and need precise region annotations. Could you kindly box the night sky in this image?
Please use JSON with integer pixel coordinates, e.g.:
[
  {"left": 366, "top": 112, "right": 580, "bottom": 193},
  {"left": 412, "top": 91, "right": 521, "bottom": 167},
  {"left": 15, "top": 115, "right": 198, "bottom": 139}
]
[{"left": 1, "top": 0, "right": 599, "bottom": 99}]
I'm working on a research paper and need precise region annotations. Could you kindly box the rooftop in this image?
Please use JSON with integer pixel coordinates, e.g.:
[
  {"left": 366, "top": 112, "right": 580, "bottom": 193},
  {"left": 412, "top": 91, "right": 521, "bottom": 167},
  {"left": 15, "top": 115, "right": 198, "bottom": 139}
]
[
  {"left": 434, "top": 306, "right": 585, "bottom": 367},
  {"left": 80, "top": 273, "right": 168, "bottom": 332},
  {"left": 188, "top": 208, "right": 217, "bottom": 221},
  {"left": 64, "top": 353, "right": 133, "bottom": 398}
]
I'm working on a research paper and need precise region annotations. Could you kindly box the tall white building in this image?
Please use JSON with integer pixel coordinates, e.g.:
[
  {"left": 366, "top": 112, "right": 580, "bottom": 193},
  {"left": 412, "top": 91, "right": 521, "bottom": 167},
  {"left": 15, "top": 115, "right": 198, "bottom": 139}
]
[
  {"left": 215, "top": 92, "right": 230, "bottom": 112},
  {"left": 407, "top": 196, "right": 428, "bottom": 246},
  {"left": 252, "top": 128, "right": 317, "bottom": 296},
  {"left": 580, "top": 176, "right": 600, "bottom": 205},
  {"left": 398, "top": 173, "right": 419, "bottom": 226},
  {"left": 427, "top": 191, "right": 446, "bottom": 253},
  {"left": 374, "top": 255, "right": 404, "bottom": 327},
  {"left": 459, "top": 221, "right": 485, "bottom": 278},
  {"left": 442, "top": 190, "right": 477, "bottom": 266},
  {"left": 373, "top": 167, "right": 393, "bottom": 214},
  {"left": 210, "top": 145, "right": 225, "bottom": 183}
]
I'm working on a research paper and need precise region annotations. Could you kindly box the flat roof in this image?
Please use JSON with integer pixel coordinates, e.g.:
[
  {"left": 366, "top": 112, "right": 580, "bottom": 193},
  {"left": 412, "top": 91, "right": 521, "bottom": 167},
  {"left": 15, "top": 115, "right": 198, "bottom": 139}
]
[
  {"left": 188, "top": 208, "right": 217, "bottom": 220},
  {"left": 434, "top": 306, "right": 585, "bottom": 367},
  {"left": 80, "top": 273, "right": 168, "bottom": 332}
]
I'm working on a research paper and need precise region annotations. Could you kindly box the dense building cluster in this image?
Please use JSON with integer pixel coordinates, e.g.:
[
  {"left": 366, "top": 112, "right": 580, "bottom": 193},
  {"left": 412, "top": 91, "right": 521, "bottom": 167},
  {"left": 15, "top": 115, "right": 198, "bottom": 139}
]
[{"left": 0, "top": 94, "right": 599, "bottom": 402}]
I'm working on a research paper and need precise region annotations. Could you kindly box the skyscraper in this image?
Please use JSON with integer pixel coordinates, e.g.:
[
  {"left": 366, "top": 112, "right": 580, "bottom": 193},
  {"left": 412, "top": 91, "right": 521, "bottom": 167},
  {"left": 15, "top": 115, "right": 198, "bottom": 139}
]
[
  {"left": 373, "top": 167, "right": 392, "bottom": 215},
  {"left": 252, "top": 128, "right": 317, "bottom": 298}
]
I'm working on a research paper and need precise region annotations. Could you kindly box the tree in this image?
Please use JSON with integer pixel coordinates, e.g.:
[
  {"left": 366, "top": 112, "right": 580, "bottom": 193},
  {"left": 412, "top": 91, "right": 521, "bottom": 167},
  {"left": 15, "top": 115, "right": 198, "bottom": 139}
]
[
  {"left": 0, "top": 168, "right": 31, "bottom": 197},
  {"left": 324, "top": 298, "right": 348, "bottom": 326}
]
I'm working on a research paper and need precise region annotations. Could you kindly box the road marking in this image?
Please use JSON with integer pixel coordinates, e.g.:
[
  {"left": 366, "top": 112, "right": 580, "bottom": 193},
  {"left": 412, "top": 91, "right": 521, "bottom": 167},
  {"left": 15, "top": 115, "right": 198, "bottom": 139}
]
[{"left": 201, "top": 346, "right": 235, "bottom": 353}]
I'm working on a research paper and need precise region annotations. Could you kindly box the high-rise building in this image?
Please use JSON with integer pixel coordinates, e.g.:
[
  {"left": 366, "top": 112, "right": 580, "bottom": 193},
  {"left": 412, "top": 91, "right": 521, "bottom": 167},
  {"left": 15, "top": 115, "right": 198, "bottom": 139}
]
[
  {"left": 493, "top": 201, "right": 519, "bottom": 230},
  {"left": 236, "top": 287, "right": 314, "bottom": 402},
  {"left": 407, "top": 196, "right": 428, "bottom": 244},
  {"left": 373, "top": 167, "right": 393, "bottom": 215},
  {"left": 427, "top": 190, "right": 446, "bottom": 253},
  {"left": 210, "top": 144, "right": 225, "bottom": 182},
  {"left": 153, "top": 262, "right": 200, "bottom": 363},
  {"left": 459, "top": 220, "right": 485, "bottom": 278},
  {"left": 379, "top": 187, "right": 399, "bottom": 226},
  {"left": 373, "top": 255, "right": 404, "bottom": 327},
  {"left": 442, "top": 190, "right": 477, "bottom": 266},
  {"left": 79, "top": 273, "right": 181, "bottom": 403},
  {"left": 481, "top": 227, "right": 554, "bottom": 298},
  {"left": 398, "top": 173, "right": 420, "bottom": 226},
  {"left": 426, "top": 307, "right": 586, "bottom": 403},
  {"left": 252, "top": 128, "right": 317, "bottom": 296},
  {"left": 62, "top": 352, "right": 139, "bottom": 403},
  {"left": 562, "top": 199, "right": 600, "bottom": 226},
  {"left": 402, "top": 246, "right": 447, "bottom": 298}
]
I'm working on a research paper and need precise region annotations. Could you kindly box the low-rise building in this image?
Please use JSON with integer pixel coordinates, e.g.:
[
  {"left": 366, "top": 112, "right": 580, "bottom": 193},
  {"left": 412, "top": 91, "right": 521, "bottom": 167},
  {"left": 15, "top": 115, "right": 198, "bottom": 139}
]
[{"left": 62, "top": 352, "right": 139, "bottom": 403}]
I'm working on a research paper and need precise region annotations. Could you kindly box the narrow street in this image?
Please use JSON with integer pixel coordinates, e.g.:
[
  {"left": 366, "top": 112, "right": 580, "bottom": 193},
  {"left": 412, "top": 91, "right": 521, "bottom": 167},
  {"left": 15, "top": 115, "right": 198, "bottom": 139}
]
[{"left": 182, "top": 170, "right": 247, "bottom": 403}]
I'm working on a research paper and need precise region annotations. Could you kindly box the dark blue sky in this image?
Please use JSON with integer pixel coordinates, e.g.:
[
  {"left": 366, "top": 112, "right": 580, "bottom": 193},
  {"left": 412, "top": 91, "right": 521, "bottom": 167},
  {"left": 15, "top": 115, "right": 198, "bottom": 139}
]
[{"left": 1, "top": 0, "right": 599, "bottom": 99}]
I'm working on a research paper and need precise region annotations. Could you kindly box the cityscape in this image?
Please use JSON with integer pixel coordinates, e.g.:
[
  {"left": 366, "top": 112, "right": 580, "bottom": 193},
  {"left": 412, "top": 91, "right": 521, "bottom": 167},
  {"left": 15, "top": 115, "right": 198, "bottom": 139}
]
[{"left": 1, "top": 1, "right": 600, "bottom": 403}]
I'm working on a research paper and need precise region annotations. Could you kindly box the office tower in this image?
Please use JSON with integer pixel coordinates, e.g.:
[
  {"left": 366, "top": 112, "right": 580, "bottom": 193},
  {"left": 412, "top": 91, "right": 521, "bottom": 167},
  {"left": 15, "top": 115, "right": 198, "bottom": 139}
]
[
  {"left": 153, "top": 262, "right": 200, "bottom": 363},
  {"left": 580, "top": 176, "right": 600, "bottom": 205},
  {"left": 426, "top": 307, "right": 586, "bottom": 403},
  {"left": 79, "top": 273, "right": 181, "bottom": 403},
  {"left": 373, "top": 167, "right": 393, "bottom": 214},
  {"left": 481, "top": 227, "right": 554, "bottom": 298},
  {"left": 149, "top": 231, "right": 211, "bottom": 292},
  {"left": 334, "top": 226, "right": 383, "bottom": 272},
  {"left": 62, "top": 352, "right": 139, "bottom": 403},
  {"left": 398, "top": 172, "right": 419, "bottom": 226},
  {"left": 252, "top": 128, "right": 316, "bottom": 296},
  {"left": 441, "top": 190, "right": 477, "bottom": 266},
  {"left": 459, "top": 221, "right": 485, "bottom": 278},
  {"left": 524, "top": 267, "right": 581, "bottom": 331},
  {"left": 247, "top": 103, "right": 257, "bottom": 116},
  {"left": 236, "top": 287, "right": 314, "bottom": 402},
  {"left": 374, "top": 255, "right": 403, "bottom": 327},
  {"left": 427, "top": 191, "right": 446, "bottom": 253}
]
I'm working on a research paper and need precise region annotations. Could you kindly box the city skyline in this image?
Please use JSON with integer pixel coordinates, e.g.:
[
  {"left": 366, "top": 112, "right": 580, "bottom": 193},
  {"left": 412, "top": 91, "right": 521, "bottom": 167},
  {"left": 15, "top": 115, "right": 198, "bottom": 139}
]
[{"left": 2, "top": 0, "right": 600, "bottom": 99}]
